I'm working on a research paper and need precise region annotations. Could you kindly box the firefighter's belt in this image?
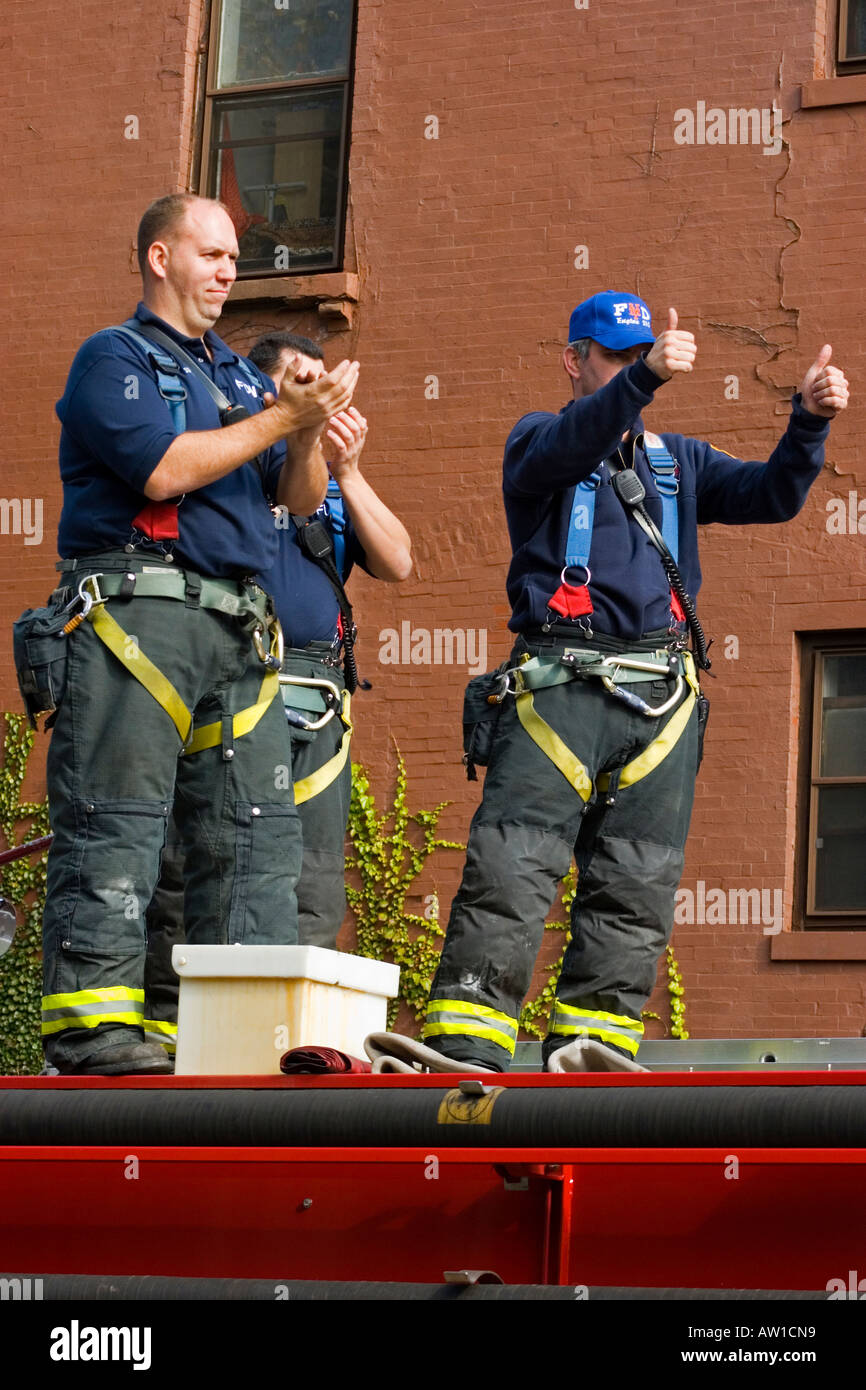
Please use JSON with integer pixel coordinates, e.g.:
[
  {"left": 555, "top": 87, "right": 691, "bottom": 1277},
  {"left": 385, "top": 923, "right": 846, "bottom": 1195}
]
[
  {"left": 79, "top": 576, "right": 281, "bottom": 754},
  {"left": 510, "top": 648, "right": 681, "bottom": 693},
  {"left": 514, "top": 650, "right": 700, "bottom": 800},
  {"left": 70, "top": 569, "right": 272, "bottom": 622},
  {"left": 293, "top": 691, "right": 354, "bottom": 806}
]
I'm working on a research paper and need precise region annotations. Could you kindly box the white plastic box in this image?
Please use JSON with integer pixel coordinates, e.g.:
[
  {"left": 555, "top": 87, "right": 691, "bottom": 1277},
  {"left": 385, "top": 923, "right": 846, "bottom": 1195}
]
[{"left": 171, "top": 944, "right": 400, "bottom": 1075}]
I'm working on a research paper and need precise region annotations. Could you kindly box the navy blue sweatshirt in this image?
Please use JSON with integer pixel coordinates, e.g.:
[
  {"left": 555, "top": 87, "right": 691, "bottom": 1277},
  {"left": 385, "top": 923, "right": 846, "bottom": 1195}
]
[{"left": 503, "top": 355, "right": 830, "bottom": 638}]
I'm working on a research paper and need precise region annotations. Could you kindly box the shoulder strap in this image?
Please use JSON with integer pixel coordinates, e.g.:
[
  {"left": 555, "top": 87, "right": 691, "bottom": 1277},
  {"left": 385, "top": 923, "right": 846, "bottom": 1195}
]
[
  {"left": 122, "top": 320, "right": 274, "bottom": 489},
  {"left": 604, "top": 455, "right": 711, "bottom": 671},
  {"left": 113, "top": 325, "right": 188, "bottom": 434},
  {"left": 640, "top": 431, "right": 679, "bottom": 563},
  {"left": 291, "top": 514, "right": 359, "bottom": 693},
  {"left": 323, "top": 479, "right": 348, "bottom": 580},
  {"left": 122, "top": 319, "right": 235, "bottom": 417}
]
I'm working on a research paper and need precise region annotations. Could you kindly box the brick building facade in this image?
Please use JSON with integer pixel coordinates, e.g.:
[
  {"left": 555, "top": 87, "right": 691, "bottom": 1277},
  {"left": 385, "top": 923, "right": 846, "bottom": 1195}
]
[{"left": 2, "top": 0, "right": 865, "bottom": 1043}]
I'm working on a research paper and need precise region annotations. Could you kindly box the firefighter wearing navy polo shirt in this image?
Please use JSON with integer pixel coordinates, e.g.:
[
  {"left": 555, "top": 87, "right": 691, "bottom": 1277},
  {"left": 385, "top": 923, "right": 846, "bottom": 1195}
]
[
  {"left": 251, "top": 332, "right": 412, "bottom": 945},
  {"left": 421, "top": 291, "right": 849, "bottom": 1074},
  {"left": 143, "top": 332, "right": 411, "bottom": 1027},
  {"left": 42, "top": 193, "right": 359, "bottom": 1076}
]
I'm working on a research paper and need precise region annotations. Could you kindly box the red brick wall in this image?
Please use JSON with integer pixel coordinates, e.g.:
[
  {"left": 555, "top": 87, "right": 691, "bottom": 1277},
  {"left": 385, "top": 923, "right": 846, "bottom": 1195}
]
[{"left": 3, "top": 0, "right": 865, "bottom": 1041}]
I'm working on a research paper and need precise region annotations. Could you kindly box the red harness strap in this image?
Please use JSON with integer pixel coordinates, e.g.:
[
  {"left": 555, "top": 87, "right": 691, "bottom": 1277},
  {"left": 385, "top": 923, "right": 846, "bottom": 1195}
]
[{"left": 131, "top": 501, "right": 180, "bottom": 541}]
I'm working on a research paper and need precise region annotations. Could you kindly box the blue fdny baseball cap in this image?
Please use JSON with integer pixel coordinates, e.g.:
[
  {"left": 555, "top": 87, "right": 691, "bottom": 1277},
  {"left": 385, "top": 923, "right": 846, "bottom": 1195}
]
[{"left": 568, "top": 292, "right": 654, "bottom": 350}]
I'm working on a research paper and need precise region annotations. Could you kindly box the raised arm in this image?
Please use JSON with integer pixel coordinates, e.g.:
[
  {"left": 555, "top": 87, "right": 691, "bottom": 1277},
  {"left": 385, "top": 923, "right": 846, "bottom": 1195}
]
[{"left": 325, "top": 408, "right": 412, "bottom": 582}]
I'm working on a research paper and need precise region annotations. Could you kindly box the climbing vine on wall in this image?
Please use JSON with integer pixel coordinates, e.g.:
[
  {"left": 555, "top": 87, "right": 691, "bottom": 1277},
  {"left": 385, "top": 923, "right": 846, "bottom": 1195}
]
[
  {"left": 0, "top": 715, "right": 50, "bottom": 1076},
  {"left": 346, "top": 751, "right": 461, "bottom": 1026}
]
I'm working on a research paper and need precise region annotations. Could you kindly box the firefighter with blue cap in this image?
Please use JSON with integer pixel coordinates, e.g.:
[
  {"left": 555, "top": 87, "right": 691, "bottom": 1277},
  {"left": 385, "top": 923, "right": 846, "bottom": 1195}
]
[{"left": 419, "top": 290, "right": 849, "bottom": 1074}]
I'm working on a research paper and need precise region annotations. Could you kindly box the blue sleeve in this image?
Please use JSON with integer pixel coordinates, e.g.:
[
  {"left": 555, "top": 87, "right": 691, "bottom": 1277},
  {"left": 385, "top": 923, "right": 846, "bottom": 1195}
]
[
  {"left": 692, "top": 395, "right": 830, "bottom": 525},
  {"left": 503, "top": 355, "right": 663, "bottom": 498},
  {"left": 238, "top": 361, "right": 285, "bottom": 500},
  {"left": 56, "top": 331, "right": 178, "bottom": 492},
  {"left": 342, "top": 516, "right": 370, "bottom": 580},
  {"left": 261, "top": 439, "right": 286, "bottom": 500}
]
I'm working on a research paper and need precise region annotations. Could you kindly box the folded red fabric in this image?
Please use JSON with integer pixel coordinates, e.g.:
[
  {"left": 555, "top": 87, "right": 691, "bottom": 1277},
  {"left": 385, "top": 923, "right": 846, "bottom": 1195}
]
[{"left": 280, "top": 1046, "right": 372, "bottom": 1075}]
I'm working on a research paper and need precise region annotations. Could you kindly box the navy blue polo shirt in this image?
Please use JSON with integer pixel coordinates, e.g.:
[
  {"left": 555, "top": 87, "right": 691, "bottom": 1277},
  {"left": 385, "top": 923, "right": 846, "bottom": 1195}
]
[
  {"left": 56, "top": 303, "right": 285, "bottom": 578},
  {"left": 503, "top": 355, "right": 830, "bottom": 638},
  {"left": 256, "top": 492, "right": 366, "bottom": 647}
]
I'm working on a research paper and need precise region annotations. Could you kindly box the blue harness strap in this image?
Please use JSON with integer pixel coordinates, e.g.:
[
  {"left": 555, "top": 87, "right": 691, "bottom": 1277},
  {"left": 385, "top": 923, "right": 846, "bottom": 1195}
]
[
  {"left": 564, "top": 468, "right": 603, "bottom": 580},
  {"left": 641, "top": 431, "right": 679, "bottom": 563},
  {"left": 321, "top": 478, "right": 348, "bottom": 581},
  {"left": 552, "top": 435, "right": 680, "bottom": 623},
  {"left": 562, "top": 439, "right": 679, "bottom": 581},
  {"left": 114, "top": 323, "right": 188, "bottom": 434}
]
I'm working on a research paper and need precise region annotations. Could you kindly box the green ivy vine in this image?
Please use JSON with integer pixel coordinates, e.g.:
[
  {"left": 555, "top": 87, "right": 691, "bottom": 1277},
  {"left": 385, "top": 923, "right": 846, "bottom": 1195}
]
[
  {"left": 0, "top": 714, "right": 50, "bottom": 1076},
  {"left": 346, "top": 751, "right": 461, "bottom": 1026}
]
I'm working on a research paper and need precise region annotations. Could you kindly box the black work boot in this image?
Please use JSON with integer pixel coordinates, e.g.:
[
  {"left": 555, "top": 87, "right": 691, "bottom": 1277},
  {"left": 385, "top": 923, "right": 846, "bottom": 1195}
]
[{"left": 62, "top": 1042, "right": 174, "bottom": 1076}]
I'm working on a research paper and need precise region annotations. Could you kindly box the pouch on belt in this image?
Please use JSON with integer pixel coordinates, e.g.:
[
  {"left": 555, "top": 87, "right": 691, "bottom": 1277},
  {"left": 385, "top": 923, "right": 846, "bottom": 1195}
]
[
  {"left": 12, "top": 593, "right": 75, "bottom": 727},
  {"left": 462, "top": 662, "right": 510, "bottom": 781}
]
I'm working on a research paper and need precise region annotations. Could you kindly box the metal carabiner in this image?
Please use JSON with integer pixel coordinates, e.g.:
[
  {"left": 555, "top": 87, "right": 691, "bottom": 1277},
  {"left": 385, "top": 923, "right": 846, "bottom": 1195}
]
[
  {"left": 487, "top": 670, "right": 516, "bottom": 705},
  {"left": 278, "top": 674, "right": 343, "bottom": 731},
  {"left": 75, "top": 572, "right": 107, "bottom": 615},
  {"left": 598, "top": 654, "right": 684, "bottom": 718},
  {"left": 253, "top": 618, "right": 285, "bottom": 672}
]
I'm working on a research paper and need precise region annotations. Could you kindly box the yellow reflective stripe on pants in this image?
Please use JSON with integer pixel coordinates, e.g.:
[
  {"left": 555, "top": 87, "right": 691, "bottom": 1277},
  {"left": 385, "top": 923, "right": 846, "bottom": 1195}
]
[
  {"left": 294, "top": 693, "right": 353, "bottom": 806},
  {"left": 41, "top": 986, "right": 145, "bottom": 1036},
  {"left": 184, "top": 669, "right": 281, "bottom": 755},
  {"left": 143, "top": 1019, "right": 177, "bottom": 1052},
  {"left": 597, "top": 651, "right": 700, "bottom": 793},
  {"left": 88, "top": 605, "right": 192, "bottom": 743},
  {"left": 515, "top": 690, "right": 593, "bottom": 801},
  {"left": 423, "top": 999, "right": 518, "bottom": 1056},
  {"left": 550, "top": 1001, "right": 643, "bottom": 1056}
]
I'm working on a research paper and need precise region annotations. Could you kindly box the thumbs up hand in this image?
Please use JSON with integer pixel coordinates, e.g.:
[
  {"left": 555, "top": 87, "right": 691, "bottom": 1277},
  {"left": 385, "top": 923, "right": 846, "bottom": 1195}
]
[
  {"left": 644, "top": 307, "right": 697, "bottom": 382},
  {"left": 799, "top": 345, "right": 849, "bottom": 418}
]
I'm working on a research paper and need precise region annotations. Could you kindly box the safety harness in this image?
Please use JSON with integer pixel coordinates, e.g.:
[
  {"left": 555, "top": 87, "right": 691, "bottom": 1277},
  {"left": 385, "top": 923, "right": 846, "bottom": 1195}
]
[
  {"left": 280, "top": 482, "right": 359, "bottom": 803},
  {"left": 58, "top": 322, "right": 285, "bottom": 754},
  {"left": 113, "top": 321, "right": 266, "bottom": 543},
  {"left": 546, "top": 432, "right": 687, "bottom": 632},
  {"left": 59, "top": 569, "right": 283, "bottom": 756},
  {"left": 504, "top": 646, "right": 702, "bottom": 803},
  {"left": 485, "top": 429, "right": 712, "bottom": 800}
]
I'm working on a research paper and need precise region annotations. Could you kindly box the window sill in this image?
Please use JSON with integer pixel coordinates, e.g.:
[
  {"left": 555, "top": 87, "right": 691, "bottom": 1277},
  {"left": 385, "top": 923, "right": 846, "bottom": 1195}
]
[
  {"left": 227, "top": 272, "right": 360, "bottom": 327},
  {"left": 770, "top": 931, "right": 866, "bottom": 961},
  {"left": 800, "top": 74, "right": 866, "bottom": 107}
]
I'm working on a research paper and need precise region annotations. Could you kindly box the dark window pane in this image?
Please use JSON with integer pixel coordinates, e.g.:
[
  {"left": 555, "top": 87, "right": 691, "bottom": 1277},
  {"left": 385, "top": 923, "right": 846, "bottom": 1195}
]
[
  {"left": 217, "top": 0, "right": 353, "bottom": 89},
  {"left": 814, "top": 785, "right": 866, "bottom": 910},
  {"left": 210, "top": 90, "right": 344, "bottom": 273},
  {"left": 849, "top": 0, "right": 866, "bottom": 57},
  {"left": 820, "top": 652, "right": 866, "bottom": 776}
]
